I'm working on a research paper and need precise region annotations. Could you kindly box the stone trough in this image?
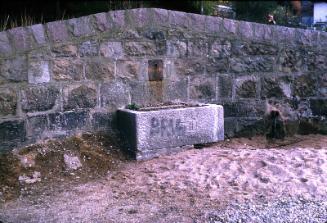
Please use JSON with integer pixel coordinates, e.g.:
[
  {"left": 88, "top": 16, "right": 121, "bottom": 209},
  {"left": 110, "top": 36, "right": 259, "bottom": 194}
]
[{"left": 117, "top": 104, "right": 224, "bottom": 160}]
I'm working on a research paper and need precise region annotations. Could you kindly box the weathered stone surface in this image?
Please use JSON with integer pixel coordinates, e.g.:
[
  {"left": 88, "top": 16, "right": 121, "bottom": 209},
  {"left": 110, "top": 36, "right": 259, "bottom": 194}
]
[
  {"left": 100, "top": 81, "right": 130, "bottom": 110},
  {"left": 108, "top": 10, "right": 125, "bottom": 29},
  {"left": 168, "top": 11, "right": 189, "bottom": 29},
  {"left": 298, "top": 118, "right": 327, "bottom": 134},
  {"left": 49, "top": 111, "right": 89, "bottom": 131},
  {"left": 116, "top": 60, "right": 146, "bottom": 80},
  {"left": 8, "top": 27, "right": 35, "bottom": 52},
  {"left": 52, "top": 44, "right": 77, "bottom": 57},
  {"left": 234, "top": 118, "right": 265, "bottom": 137},
  {"left": 306, "top": 54, "right": 327, "bottom": 72},
  {"left": 274, "top": 26, "right": 295, "bottom": 45},
  {"left": 91, "top": 112, "right": 113, "bottom": 130},
  {"left": 188, "top": 13, "right": 206, "bottom": 32},
  {"left": 52, "top": 59, "right": 84, "bottom": 81},
  {"left": 85, "top": 58, "right": 115, "bottom": 80},
  {"left": 174, "top": 59, "right": 205, "bottom": 76},
  {"left": 218, "top": 75, "right": 232, "bottom": 98},
  {"left": 21, "top": 85, "right": 59, "bottom": 112},
  {"left": 28, "top": 60, "right": 50, "bottom": 84},
  {"left": 64, "top": 85, "right": 97, "bottom": 110},
  {"left": 210, "top": 39, "right": 231, "bottom": 58},
  {"left": 117, "top": 104, "right": 224, "bottom": 160},
  {"left": 253, "top": 23, "right": 273, "bottom": 42},
  {"left": 64, "top": 154, "right": 82, "bottom": 170},
  {"left": 30, "top": 24, "right": 47, "bottom": 45},
  {"left": 93, "top": 12, "right": 112, "bottom": 32},
  {"left": 188, "top": 39, "right": 208, "bottom": 57},
  {"left": 167, "top": 40, "right": 187, "bottom": 57},
  {"left": 78, "top": 40, "right": 99, "bottom": 57},
  {"left": 310, "top": 99, "right": 327, "bottom": 116},
  {"left": 163, "top": 79, "right": 188, "bottom": 102},
  {"left": 27, "top": 115, "right": 48, "bottom": 138},
  {"left": 230, "top": 56, "right": 274, "bottom": 73},
  {"left": 261, "top": 76, "right": 292, "bottom": 99},
  {"left": 222, "top": 18, "right": 238, "bottom": 35},
  {"left": 0, "top": 32, "right": 13, "bottom": 56},
  {"left": 46, "top": 21, "right": 70, "bottom": 43},
  {"left": 124, "top": 41, "right": 156, "bottom": 56},
  {"left": 294, "top": 74, "right": 317, "bottom": 97},
  {"left": 205, "top": 15, "right": 223, "bottom": 33},
  {"left": 236, "top": 78, "right": 257, "bottom": 98},
  {"left": 141, "top": 28, "right": 166, "bottom": 41},
  {"left": 68, "top": 16, "right": 95, "bottom": 37},
  {"left": 231, "top": 41, "right": 278, "bottom": 56},
  {"left": 238, "top": 21, "right": 253, "bottom": 40},
  {"left": 151, "top": 8, "right": 169, "bottom": 27},
  {"left": 147, "top": 81, "right": 164, "bottom": 105},
  {"left": 223, "top": 100, "right": 265, "bottom": 117},
  {"left": 0, "top": 120, "right": 25, "bottom": 151},
  {"left": 295, "top": 29, "right": 318, "bottom": 46},
  {"left": 206, "top": 57, "right": 229, "bottom": 74},
  {"left": 127, "top": 8, "right": 151, "bottom": 28},
  {"left": 189, "top": 77, "right": 216, "bottom": 101},
  {"left": 278, "top": 48, "right": 304, "bottom": 73},
  {"left": 224, "top": 117, "right": 238, "bottom": 137},
  {"left": 100, "top": 41, "right": 123, "bottom": 59},
  {"left": 0, "top": 57, "right": 28, "bottom": 83},
  {"left": 0, "top": 88, "right": 17, "bottom": 116}
]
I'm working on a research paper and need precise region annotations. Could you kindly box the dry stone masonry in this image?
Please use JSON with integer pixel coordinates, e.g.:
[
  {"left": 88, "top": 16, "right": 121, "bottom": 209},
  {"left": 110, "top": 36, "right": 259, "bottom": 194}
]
[{"left": 0, "top": 8, "right": 326, "bottom": 151}]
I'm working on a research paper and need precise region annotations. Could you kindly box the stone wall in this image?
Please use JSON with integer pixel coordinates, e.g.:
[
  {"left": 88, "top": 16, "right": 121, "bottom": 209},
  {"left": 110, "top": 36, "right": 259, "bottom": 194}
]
[{"left": 0, "top": 8, "right": 326, "bottom": 151}]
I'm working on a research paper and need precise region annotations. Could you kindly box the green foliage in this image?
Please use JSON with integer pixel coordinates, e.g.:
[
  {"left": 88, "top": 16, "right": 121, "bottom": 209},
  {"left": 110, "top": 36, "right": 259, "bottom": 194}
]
[{"left": 126, "top": 103, "right": 140, "bottom": 111}]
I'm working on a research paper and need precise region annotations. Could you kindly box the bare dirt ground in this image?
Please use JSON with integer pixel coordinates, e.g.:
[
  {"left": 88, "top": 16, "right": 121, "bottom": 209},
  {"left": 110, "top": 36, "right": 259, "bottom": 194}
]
[{"left": 0, "top": 134, "right": 327, "bottom": 223}]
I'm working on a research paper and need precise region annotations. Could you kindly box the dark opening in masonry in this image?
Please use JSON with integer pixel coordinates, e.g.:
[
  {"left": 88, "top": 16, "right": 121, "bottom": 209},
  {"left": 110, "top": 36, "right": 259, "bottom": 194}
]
[
  {"left": 148, "top": 60, "right": 163, "bottom": 81},
  {"left": 266, "top": 110, "right": 286, "bottom": 140}
]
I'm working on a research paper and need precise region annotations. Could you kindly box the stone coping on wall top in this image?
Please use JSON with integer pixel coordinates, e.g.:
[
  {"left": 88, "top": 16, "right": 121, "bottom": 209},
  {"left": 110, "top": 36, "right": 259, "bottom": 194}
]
[{"left": 0, "top": 8, "right": 325, "bottom": 58}]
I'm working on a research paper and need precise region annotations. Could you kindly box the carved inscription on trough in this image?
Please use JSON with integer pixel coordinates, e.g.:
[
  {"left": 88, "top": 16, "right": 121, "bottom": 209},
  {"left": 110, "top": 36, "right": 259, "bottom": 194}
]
[{"left": 150, "top": 117, "right": 186, "bottom": 137}]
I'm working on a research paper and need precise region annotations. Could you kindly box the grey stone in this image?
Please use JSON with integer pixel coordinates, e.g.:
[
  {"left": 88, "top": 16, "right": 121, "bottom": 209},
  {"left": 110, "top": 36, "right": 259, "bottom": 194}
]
[
  {"left": 151, "top": 8, "right": 169, "bottom": 27},
  {"left": 64, "top": 154, "right": 82, "bottom": 170},
  {"left": 93, "top": 12, "right": 112, "bottom": 32},
  {"left": 235, "top": 78, "right": 257, "bottom": 98},
  {"left": 205, "top": 15, "right": 223, "bottom": 33},
  {"left": 52, "top": 44, "right": 78, "bottom": 57},
  {"left": 52, "top": 59, "right": 84, "bottom": 81},
  {"left": 0, "top": 87, "right": 17, "bottom": 116},
  {"left": 8, "top": 27, "right": 35, "bottom": 52},
  {"left": 46, "top": 21, "right": 70, "bottom": 43},
  {"left": 68, "top": 16, "right": 95, "bottom": 37},
  {"left": 188, "top": 13, "right": 206, "bottom": 32},
  {"left": 63, "top": 85, "right": 97, "bottom": 111},
  {"left": 295, "top": 29, "right": 318, "bottom": 46},
  {"left": 27, "top": 115, "right": 48, "bottom": 138},
  {"left": 294, "top": 74, "right": 317, "bottom": 97},
  {"left": 124, "top": 41, "right": 156, "bottom": 56},
  {"left": 116, "top": 60, "right": 146, "bottom": 80},
  {"left": 206, "top": 57, "right": 229, "bottom": 74},
  {"left": 30, "top": 24, "right": 47, "bottom": 45},
  {"left": 141, "top": 28, "right": 166, "bottom": 41},
  {"left": 163, "top": 79, "right": 188, "bottom": 102},
  {"left": 210, "top": 39, "right": 231, "bottom": 58},
  {"left": 167, "top": 40, "right": 187, "bottom": 57},
  {"left": 100, "top": 81, "right": 130, "bottom": 110},
  {"left": 117, "top": 104, "right": 224, "bottom": 160},
  {"left": 189, "top": 76, "right": 216, "bottom": 101},
  {"left": 238, "top": 21, "right": 253, "bottom": 40},
  {"left": 235, "top": 118, "right": 265, "bottom": 137},
  {"left": 0, "top": 32, "right": 13, "bottom": 56},
  {"left": 127, "top": 8, "right": 151, "bottom": 28},
  {"left": 231, "top": 41, "right": 278, "bottom": 56},
  {"left": 253, "top": 23, "right": 273, "bottom": 42},
  {"left": 0, "top": 120, "right": 25, "bottom": 151},
  {"left": 49, "top": 111, "right": 89, "bottom": 131},
  {"left": 78, "top": 40, "right": 99, "bottom": 57},
  {"left": 261, "top": 76, "right": 292, "bottom": 99},
  {"left": 218, "top": 75, "right": 233, "bottom": 98},
  {"left": 223, "top": 100, "right": 265, "bottom": 117},
  {"left": 230, "top": 56, "right": 274, "bottom": 73},
  {"left": 277, "top": 48, "right": 304, "bottom": 73},
  {"left": 100, "top": 41, "right": 123, "bottom": 59},
  {"left": 108, "top": 10, "right": 125, "bottom": 29},
  {"left": 85, "top": 58, "right": 115, "bottom": 81},
  {"left": 274, "top": 26, "right": 295, "bottom": 45},
  {"left": 91, "top": 112, "right": 113, "bottom": 130},
  {"left": 0, "top": 57, "right": 28, "bottom": 83},
  {"left": 222, "top": 18, "right": 238, "bottom": 35},
  {"left": 174, "top": 58, "right": 205, "bottom": 76},
  {"left": 168, "top": 11, "right": 189, "bottom": 29},
  {"left": 28, "top": 60, "right": 50, "bottom": 84},
  {"left": 188, "top": 39, "right": 208, "bottom": 57},
  {"left": 21, "top": 85, "right": 59, "bottom": 112}
]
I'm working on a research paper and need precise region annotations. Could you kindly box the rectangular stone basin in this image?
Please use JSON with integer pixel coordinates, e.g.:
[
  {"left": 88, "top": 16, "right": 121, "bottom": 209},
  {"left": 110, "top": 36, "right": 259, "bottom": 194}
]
[{"left": 117, "top": 104, "right": 224, "bottom": 160}]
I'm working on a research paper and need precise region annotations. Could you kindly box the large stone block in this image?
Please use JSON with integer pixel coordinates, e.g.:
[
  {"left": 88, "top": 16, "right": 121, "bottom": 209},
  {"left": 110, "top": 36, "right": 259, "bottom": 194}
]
[
  {"left": 52, "top": 59, "right": 84, "bottom": 81},
  {"left": 117, "top": 104, "right": 224, "bottom": 160},
  {"left": 46, "top": 21, "right": 70, "bottom": 43},
  {"left": 205, "top": 15, "right": 223, "bottom": 33},
  {"left": 189, "top": 76, "right": 216, "bottom": 101},
  {"left": 238, "top": 21, "right": 254, "bottom": 40},
  {"left": 168, "top": 10, "right": 190, "bottom": 29},
  {"left": 0, "top": 88, "right": 17, "bottom": 116},
  {"left": 8, "top": 27, "right": 35, "bottom": 52},
  {"left": 21, "top": 85, "right": 59, "bottom": 113},
  {"left": 277, "top": 48, "right": 304, "bottom": 73},
  {"left": 67, "top": 16, "right": 95, "bottom": 37},
  {"left": 0, "top": 32, "right": 13, "bottom": 57},
  {"left": 123, "top": 41, "right": 156, "bottom": 56},
  {"left": 222, "top": 18, "right": 238, "bottom": 35},
  {"left": 217, "top": 75, "right": 232, "bottom": 98},
  {"left": 0, "top": 57, "right": 28, "bottom": 83},
  {"left": 51, "top": 44, "right": 78, "bottom": 57},
  {"left": 223, "top": 100, "right": 265, "bottom": 117},
  {"left": 163, "top": 79, "right": 188, "bottom": 102},
  {"left": 26, "top": 115, "right": 48, "bottom": 138},
  {"left": 174, "top": 58, "right": 205, "bottom": 76},
  {"left": 100, "top": 81, "right": 130, "bottom": 110},
  {"left": 49, "top": 111, "right": 89, "bottom": 131},
  {"left": 100, "top": 41, "right": 123, "bottom": 59},
  {"left": 127, "top": 8, "right": 151, "bottom": 28},
  {"left": 78, "top": 40, "right": 99, "bottom": 57},
  {"left": 231, "top": 41, "right": 278, "bottom": 56},
  {"left": 235, "top": 77, "right": 257, "bottom": 99},
  {"left": 230, "top": 56, "right": 274, "bottom": 73},
  {"left": 93, "top": 12, "right": 112, "bottom": 32},
  {"left": 63, "top": 84, "right": 97, "bottom": 111},
  {"left": 85, "top": 58, "right": 115, "bottom": 81},
  {"left": 108, "top": 10, "right": 126, "bottom": 29},
  {"left": 188, "top": 39, "right": 208, "bottom": 57},
  {"left": 151, "top": 8, "right": 169, "bottom": 27},
  {"left": 210, "top": 39, "right": 231, "bottom": 58},
  {"left": 28, "top": 60, "right": 50, "bottom": 84},
  {"left": 0, "top": 120, "right": 25, "bottom": 151},
  {"left": 206, "top": 57, "right": 229, "bottom": 74},
  {"left": 293, "top": 74, "right": 317, "bottom": 97},
  {"left": 116, "top": 59, "right": 147, "bottom": 81},
  {"left": 30, "top": 24, "right": 47, "bottom": 45},
  {"left": 261, "top": 76, "right": 292, "bottom": 99},
  {"left": 91, "top": 112, "right": 113, "bottom": 131},
  {"left": 141, "top": 28, "right": 166, "bottom": 41},
  {"left": 166, "top": 40, "right": 187, "bottom": 57}
]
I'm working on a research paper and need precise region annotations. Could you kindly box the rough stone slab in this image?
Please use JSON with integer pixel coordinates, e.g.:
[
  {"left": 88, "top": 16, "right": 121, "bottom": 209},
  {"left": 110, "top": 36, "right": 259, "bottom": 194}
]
[
  {"left": 8, "top": 27, "right": 35, "bottom": 52},
  {"left": 67, "top": 16, "right": 95, "bottom": 37},
  {"left": 26, "top": 114, "right": 48, "bottom": 138},
  {"left": 0, "top": 56, "right": 28, "bottom": 83},
  {"left": 93, "top": 12, "right": 112, "bottom": 32},
  {"left": 52, "top": 59, "right": 84, "bottom": 81},
  {"left": 78, "top": 40, "right": 99, "bottom": 57},
  {"left": 205, "top": 16, "right": 223, "bottom": 34},
  {"left": 100, "top": 81, "right": 130, "bottom": 110},
  {"left": 63, "top": 84, "right": 97, "bottom": 111},
  {"left": 0, "top": 87, "right": 17, "bottom": 116},
  {"left": 48, "top": 111, "right": 89, "bottom": 131},
  {"left": 0, "top": 120, "right": 25, "bottom": 152},
  {"left": 52, "top": 44, "right": 78, "bottom": 57},
  {"left": 100, "top": 41, "right": 123, "bottom": 59},
  {"left": 117, "top": 104, "right": 224, "bottom": 160},
  {"left": 30, "top": 24, "right": 47, "bottom": 45},
  {"left": 85, "top": 58, "right": 115, "bottom": 81},
  {"left": 28, "top": 60, "right": 50, "bottom": 84},
  {"left": 189, "top": 76, "right": 216, "bottom": 101},
  {"left": 0, "top": 32, "right": 13, "bottom": 57},
  {"left": 46, "top": 21, "right": 70, "bottom": 43}
]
